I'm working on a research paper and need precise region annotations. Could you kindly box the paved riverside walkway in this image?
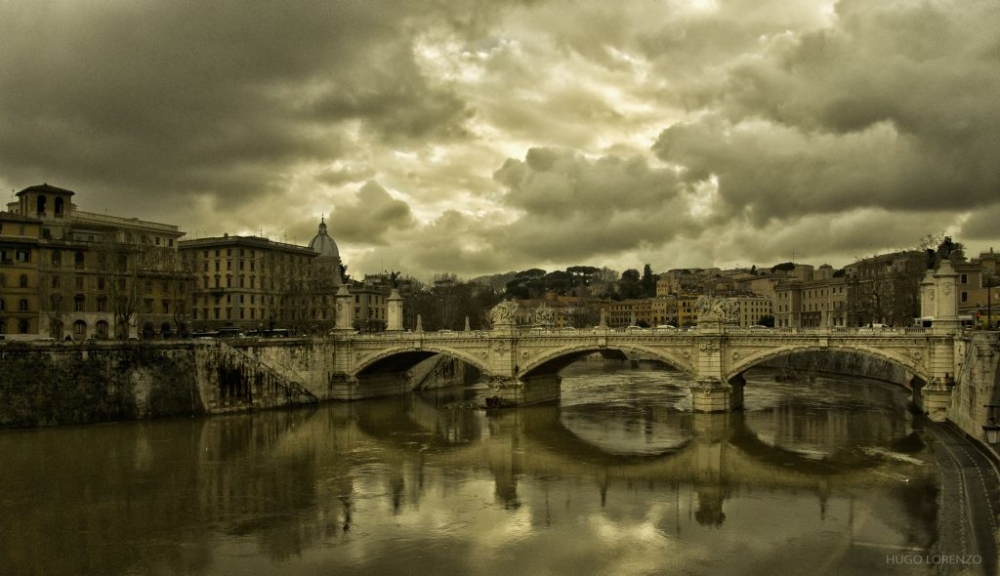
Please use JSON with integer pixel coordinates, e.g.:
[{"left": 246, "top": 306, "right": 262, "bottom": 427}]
[{"left": 928, "top": 421, "right": 1000, "bottom": 575}]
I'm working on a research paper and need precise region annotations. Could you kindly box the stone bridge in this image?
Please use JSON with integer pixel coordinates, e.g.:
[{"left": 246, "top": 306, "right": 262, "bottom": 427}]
[{"left": 332, "top": 320, "right": 959, "bottom": 418}]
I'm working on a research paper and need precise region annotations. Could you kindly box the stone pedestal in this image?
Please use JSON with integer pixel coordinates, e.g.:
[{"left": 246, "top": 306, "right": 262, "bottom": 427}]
[
  {"left": 918, "top": 387, "right": 953, "bottom": 422},
  {"left": 489, "top": 375, "right": 561, "bottom": 406},
  {"left": 386, "top": 289, "right": 404, "bottom": 331},
  {"left": 691, "top": 377, "right": 744, "bottom": 413},
  {"left": 333, "top": 285, "right": 354, "bottom": 333}
]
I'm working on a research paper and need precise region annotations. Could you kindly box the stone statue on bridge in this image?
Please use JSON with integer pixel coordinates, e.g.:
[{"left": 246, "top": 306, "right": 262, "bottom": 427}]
[
  {"left": 533, "top": 303, "right": 555, "bottom": 327},
  {"left": 696, "top": 295, "right": 739, "bottom": 323},
  {"left": 490, "top": 300, "right": 520, "bottom": 327}
]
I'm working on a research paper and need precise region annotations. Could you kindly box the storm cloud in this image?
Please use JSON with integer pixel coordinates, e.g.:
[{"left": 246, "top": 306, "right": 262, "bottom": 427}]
[{"left": 1, "top": 0, "right": 997, "bottom": 279}]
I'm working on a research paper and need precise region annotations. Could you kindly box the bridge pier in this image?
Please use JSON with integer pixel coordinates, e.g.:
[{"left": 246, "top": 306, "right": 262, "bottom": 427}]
[
  {"left": 489, "top": 374, "right": 562, "bottom": 406},
  {"left": 911, "top": 375, "right": 954, "bottom": 423},
  {"left": 690, "top": 374, "right": 745, "bottom": 413}
]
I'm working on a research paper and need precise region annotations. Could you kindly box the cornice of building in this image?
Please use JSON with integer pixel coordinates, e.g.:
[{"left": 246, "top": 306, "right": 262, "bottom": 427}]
[
  {"left": 178, "top": 234, "right": 315, "bottom": 255},
  {"left": 71, "top": 210, "right": 183, "bottom": 235}
]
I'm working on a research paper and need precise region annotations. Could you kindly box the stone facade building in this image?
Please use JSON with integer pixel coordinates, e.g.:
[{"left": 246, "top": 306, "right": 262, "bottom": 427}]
[
  {"left": 4, "top": 184, "right": 188, "bottom": 340},
  {"left": 179, "top": 219, "right": 348, "bottom": 334},
  {"left": 0, "top": 212, "right": 43, "bottom": 338}
]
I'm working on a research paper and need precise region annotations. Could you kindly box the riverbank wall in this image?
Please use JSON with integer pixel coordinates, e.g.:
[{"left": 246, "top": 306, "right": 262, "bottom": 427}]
[
  {"left": 946, "top": 332, "right": 1000, "bottom": 445},
  {"left": 0, "top": 339, "right": 470, "bottom": 429}
]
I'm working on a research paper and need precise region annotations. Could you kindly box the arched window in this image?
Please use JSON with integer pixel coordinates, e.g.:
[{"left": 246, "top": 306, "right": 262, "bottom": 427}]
[
  {"left": 73, "top": 320, "right": 87, "bottom": 339},
  {"left": 36, "top": 195, "right": 47, "bottom": 215},
  {"left": 96, "top": 321, "right": 109, "bottom": 339},
  {"left": 55, "top": 197, "right": 64, "bottom": 216}
]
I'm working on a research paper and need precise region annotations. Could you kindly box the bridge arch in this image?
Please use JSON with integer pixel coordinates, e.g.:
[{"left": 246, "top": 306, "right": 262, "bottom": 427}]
[
  {"left": 725, "top": 344, "right": 932, "bottom": 385},
  {"left": 520, "top": 343, "right": 696, "bottom": 379},
  {"left": 353, "top": 344, "right": 492, "bottom": 378}
]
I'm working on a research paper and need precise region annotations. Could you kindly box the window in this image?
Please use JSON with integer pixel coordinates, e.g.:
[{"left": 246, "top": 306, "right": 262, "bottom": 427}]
[
  {"left": 19, "top": 299, "right": 29, "bottom": 311},
  {"left": 19, "top": 275, "right": 27, "bottom": 288},
  {"left": 51, "top": 250, "right": 62, "bottom": 267},
  {"left": 74, "top": 295, "right": 85, "bottom": 312},
  {"left": 75, "top": 251, "right": 85, "bottom": 268},
  {"left": 961, "top": 274, "right": 968, "bottom": 284},
  {"left": 162, "top": 300, "right": 169, "bottom": 314},
  {"left": 16, "top": 249, "right": 30, "bottom": 263},
  {"left": 0, "top": 299, "right": 4, "bottom": 311},
  {"left": 97, "top": 297, "right": 107, "bottom": 312},
  {"left": 18, "top": 320, "right": 29, "bottom": 334}
]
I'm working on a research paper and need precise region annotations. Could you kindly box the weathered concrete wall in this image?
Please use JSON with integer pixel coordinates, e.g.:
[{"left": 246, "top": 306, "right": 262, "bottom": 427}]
[
  {"left": 0, "top": 341, "right": 202, "bottom": 428},
  {"left": 946, "top": 333, "right": 1000, "bottom": 444},
  {"left": 0, "top": 338, "right": 471, "bottom": 428}
]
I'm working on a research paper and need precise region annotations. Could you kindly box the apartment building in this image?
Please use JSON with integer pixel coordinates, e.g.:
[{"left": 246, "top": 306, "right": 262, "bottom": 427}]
[{"left": 5, "top": 184, "right": 189, "bottom": 339}]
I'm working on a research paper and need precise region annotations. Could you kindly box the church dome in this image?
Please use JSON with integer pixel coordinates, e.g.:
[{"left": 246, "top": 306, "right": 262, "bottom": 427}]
[{"left": 308, "top": 218, "right": 340, "bottom": 259}]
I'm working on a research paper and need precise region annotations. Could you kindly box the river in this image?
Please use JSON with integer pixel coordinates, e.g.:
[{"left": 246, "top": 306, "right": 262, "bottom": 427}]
[{"left": 0, "top": 360, "right": 989, "bottom": 575}]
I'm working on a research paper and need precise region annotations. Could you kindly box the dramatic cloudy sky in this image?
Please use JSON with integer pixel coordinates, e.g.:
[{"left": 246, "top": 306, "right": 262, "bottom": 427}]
[{"left": 2, "top": 0, "right": 998, "bottom": 280}]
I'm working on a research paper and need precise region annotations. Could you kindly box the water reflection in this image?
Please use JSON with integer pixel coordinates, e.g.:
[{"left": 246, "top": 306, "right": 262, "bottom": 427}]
[{"left": 0, "top": 363, "right": 952, "bottom": 575}]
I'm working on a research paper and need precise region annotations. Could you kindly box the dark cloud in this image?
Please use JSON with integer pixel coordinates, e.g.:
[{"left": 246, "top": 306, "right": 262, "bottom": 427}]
[
  {"left": 491, "top": 147, "right": 694, "bottom": 261},
  {"left": 1, "top": 0, "right": 998, "bottom": 279},
  {"left": 651, "top": 0, "right": 1000, "bottom": 231},
  {"left": 0, "top": 1, "right": 471, "bottom": 214},
  {"left": 326, "top": 181, "right": 416, "bottom": 245}
]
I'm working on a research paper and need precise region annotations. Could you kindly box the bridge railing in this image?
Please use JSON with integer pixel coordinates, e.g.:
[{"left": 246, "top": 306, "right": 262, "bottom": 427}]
[{"left": 332, "top": 325, "right": 934, "bottom": 340}]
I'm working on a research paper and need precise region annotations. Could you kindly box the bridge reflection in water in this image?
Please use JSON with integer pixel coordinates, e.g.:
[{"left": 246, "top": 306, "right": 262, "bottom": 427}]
[{"left": 0, "top": 363, "right": 955, "bottom": 575}]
